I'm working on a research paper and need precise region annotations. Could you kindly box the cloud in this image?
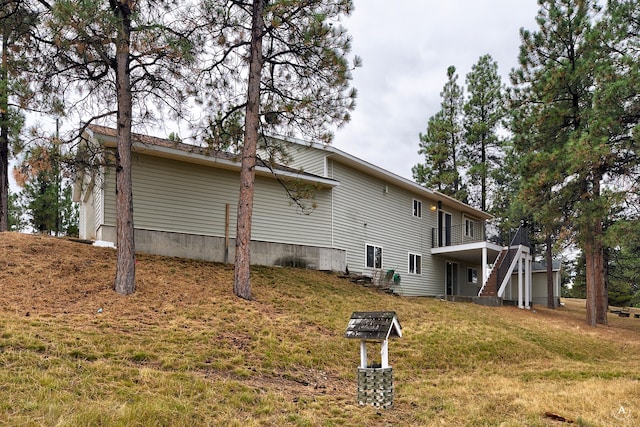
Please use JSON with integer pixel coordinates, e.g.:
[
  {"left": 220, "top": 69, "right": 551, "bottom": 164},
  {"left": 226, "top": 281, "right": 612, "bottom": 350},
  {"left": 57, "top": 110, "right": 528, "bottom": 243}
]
[{"left": 333, "top": 0, "right": 540, "bottom": 180}]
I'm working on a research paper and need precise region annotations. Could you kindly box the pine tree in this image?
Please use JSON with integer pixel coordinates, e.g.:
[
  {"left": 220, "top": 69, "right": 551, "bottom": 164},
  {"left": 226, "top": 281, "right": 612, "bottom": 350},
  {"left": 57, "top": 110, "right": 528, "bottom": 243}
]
[
  {"left": 414, "top": 66, "right": 466, "bottom": 201},
  {"left": 13, "top": 140, "right": 78, "bottom": 236},
  {"left": 463, "top": 54, "right": 505, "bottom": 212},
  {"left": 511, "top": 0, "right": 640, "bottom": 324},
  {"left": 7, "top": 190, "right": 25, "bottom": 231},
  {"left": 0, "top": 0, "right": 38, "bottom": 232},
  {"left": 197, "top": 0, "right": 357, "bottom": 300},
  {"left": 39, "top": 0, "right": 195, "bottom": 294},
  {"left": 512, "top": 0, "right": 600, "bottom": 323}
]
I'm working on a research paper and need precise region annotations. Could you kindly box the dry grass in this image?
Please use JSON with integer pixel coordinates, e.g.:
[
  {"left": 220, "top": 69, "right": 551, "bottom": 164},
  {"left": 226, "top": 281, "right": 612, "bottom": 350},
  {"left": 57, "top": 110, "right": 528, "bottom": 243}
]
[{"left": 1, "top": 232, "right": 640, "bottom": 426}]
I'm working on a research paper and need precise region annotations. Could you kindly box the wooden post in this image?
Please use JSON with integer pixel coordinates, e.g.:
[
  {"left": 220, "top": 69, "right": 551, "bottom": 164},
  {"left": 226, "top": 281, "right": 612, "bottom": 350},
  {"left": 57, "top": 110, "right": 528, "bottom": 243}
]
[
  {"left": 381, "top": 339, "right": 389, "bottom": 369},
  {"left": 518, "top": 252, "right": 524, "bottom": 309},
  {"left": 224, "top": 203, "right": 230, "bottom": 263},
  {"left": 518, "top": 251, "right": 523, "bottom": 308},
  {"left": 525, "top": 253, "right": 532, "bottom": 309},
  {"left": 360, "top": 341, "right": 367, "bottom": 368}
]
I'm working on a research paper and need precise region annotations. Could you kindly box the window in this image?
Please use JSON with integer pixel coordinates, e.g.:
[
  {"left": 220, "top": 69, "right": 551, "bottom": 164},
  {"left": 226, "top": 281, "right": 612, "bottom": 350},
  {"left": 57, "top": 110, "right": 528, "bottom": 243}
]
[
  {"left": 465, "top": 218, "right": 475, "bottom": 238},
  {"left": 468, "top": 267, "right": 478, "bottom": 284},
  {"left": 366, "top": 244, "right": 383, "bottom": 269},
  {"left": 413, "top": 200, "right": 422, "bottom": 218},
  {"left": 408, "top": 253, "right": 422, "bottom": 275}
]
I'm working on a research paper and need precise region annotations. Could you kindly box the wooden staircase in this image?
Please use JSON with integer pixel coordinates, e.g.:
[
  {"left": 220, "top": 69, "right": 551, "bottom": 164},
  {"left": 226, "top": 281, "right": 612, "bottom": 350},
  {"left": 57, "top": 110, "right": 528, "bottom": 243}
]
[
  {"left": 479, "top": 251, "right": 502, "bottom": 297},
  {"left": 479, "top": 247, "right": 519, "bottom": 298}
]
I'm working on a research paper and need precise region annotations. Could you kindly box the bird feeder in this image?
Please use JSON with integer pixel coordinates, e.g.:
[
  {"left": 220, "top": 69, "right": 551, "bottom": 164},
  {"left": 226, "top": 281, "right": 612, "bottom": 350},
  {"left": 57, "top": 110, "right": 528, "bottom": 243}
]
[{"left": 344, "top": 311, "right": 402, "bottom": 408}]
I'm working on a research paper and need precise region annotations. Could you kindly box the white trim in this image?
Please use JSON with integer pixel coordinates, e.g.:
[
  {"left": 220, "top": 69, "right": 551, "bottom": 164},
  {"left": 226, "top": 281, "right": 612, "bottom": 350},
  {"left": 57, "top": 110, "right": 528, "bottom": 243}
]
[
  {"left": 412, "top": 199, "right": 422, "bottom": 218},
  {"left": 365, "top": 243, "right": 383, "bottom": 269},
  {"left": 381, "top": 340, "right": 389, "bottom": 369},
  {"left": 432, "top": 240, "right": 503, "bottom": 255},
  {"left": 445, "top": 261, "right": 459, "bottom": 296},
  {"left": 467, "top": 267, "right": 478, "bottom": 284},
  {"left": 360, "top": 341, "right": 367, "bottom": 369},
  {"left": 408, "top": 252, "right": 422, "bottom": 275}
]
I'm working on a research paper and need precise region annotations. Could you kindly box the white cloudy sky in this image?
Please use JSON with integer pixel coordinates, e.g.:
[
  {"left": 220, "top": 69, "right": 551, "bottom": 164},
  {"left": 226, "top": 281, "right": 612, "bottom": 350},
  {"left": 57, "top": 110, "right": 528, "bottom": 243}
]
[
  {"left": 12, "top": 1, "right": 541, "bottom": 191},
  {"left": 332, "top": 0, "right": 541, "bottom": 180}
]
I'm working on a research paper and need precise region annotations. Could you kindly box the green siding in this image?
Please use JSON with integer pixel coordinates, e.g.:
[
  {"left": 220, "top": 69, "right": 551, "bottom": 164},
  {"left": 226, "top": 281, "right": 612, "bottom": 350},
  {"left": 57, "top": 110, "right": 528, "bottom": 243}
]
[
  {"left": 328, "top": 160, "right": 438, "bottom": 296},
  {"left": 101, "top": 153, "right": 332, "bottom": 247},
  {"left": 283, "top": 142, "right": 327, "bottom": 176}
]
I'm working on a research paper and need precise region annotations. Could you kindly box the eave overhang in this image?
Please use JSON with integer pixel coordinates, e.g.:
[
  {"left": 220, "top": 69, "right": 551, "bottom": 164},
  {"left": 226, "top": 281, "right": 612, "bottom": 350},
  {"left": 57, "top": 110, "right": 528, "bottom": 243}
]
[{"left": 85, "top": 126, "right": 340, "bottom": 189}]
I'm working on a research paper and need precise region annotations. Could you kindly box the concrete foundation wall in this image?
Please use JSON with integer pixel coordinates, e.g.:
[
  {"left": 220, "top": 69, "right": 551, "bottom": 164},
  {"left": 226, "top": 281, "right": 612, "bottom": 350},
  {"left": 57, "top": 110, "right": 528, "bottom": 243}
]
[{"left": 98, "top": 226, "right": 347, "bottom": 272}]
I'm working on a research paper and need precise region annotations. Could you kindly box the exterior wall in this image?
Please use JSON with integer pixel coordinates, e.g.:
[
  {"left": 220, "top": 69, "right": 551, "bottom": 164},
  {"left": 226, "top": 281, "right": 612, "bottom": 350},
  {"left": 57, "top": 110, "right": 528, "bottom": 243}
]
[
  {"left": 77, "top": 173, "right": 103, "bottom": 241},
  {"left": 94, "top": 151, "right": 340, "bottom": 269},
  {"left": 281, "top": 142, "right": 486, "bottom": 297},
  {"left": 83, "top": 133, "right": 493, "bottom": 297},
  {"left": 428, "top": 208, "right": 486, "bottom": 298},
  {"left": 457, "top": 263, "right": 483, "bottom": 297},
  {"left": 428, "top": 260, "right": 483, "bottom": 298},
  {"left": 327, "top": 159, "right": 437, "bottom": 296},
  {"left": 101, "top": 153, "right": 333, "bottom": 247},
  {"left": 282, "top": 141, "right": 328, "bottom": 177}
]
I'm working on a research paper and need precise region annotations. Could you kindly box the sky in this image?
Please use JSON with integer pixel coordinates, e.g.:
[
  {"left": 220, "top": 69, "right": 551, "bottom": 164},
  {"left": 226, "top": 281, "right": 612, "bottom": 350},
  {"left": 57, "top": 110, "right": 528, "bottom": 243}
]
[
  {"left": 332, "top": 0, "right": 541, "bottom": 180},
  {"left": 11, "top": 1, "right": 541, "bottom": 191}
]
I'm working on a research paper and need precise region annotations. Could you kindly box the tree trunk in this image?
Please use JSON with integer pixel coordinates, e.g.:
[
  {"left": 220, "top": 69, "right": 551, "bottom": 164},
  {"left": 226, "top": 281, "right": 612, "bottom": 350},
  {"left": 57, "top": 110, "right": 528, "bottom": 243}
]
[
  {"left": 233, "top": 0, "right": 265, "bottom": 300},
  {"left": 113, "top": 0, "right": 136, "bottom": 295},
  {"left": 584, "top": 236, "right": 597, "bottom": 327},
  {"left": 0, "top": 34, "right": 9, "bottom": 232},
  {"left": 591, "top": 172, "right": 607, "bottom": 325},
  {"left": 480, "top": 133, "right": 486, "bottom": 212},
  {"left": 546, "top": 233, "right": 555, "bottom": 309},
  {"left": 594, "top": 217, "right": 607, "bottom": 325}
]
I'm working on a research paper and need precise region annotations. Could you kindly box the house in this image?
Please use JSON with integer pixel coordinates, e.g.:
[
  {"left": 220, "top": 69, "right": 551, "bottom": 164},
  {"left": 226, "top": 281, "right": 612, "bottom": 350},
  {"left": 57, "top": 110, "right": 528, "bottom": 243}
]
[{"left": 75, "top": 125, "right": 535, "bottom": 304}]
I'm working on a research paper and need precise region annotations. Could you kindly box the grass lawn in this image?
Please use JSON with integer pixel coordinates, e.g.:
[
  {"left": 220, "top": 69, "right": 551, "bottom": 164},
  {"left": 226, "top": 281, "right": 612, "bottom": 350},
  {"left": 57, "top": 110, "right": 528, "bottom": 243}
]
[{"left": 1, "top": 232, "right": 640, "bottom": 426}]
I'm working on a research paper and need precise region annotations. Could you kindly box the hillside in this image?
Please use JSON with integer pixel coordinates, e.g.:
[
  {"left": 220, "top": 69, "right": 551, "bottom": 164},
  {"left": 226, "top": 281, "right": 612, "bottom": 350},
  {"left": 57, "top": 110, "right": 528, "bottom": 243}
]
[{"left": 1, "top": 232, "right": 640, "bottom": 426}]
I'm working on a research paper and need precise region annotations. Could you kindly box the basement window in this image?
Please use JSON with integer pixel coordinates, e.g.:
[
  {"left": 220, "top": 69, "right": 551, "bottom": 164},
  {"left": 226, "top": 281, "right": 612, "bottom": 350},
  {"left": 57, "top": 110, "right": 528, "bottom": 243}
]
[
  {"left": 366, "top": 244, "right": 383, "bottom": 269},
  {"left": 408, "top": 253, "right": 422, "bottom": 275}
]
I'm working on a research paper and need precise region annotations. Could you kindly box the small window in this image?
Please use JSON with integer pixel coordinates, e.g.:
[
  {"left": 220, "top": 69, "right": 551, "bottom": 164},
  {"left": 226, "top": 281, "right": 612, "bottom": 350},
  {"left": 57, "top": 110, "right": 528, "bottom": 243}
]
[
  {"left": 366, "top": 244, "right": 383, "bottom": 269},
  {"left": 465, "top": 218, "right": 475, "bottom": 238},
  {"left": 413, "top": 200, "right": 422, "bottom": 218},
  {"left": 409, "top": 253, "right": 422, "bottom": 275},
  {"left": 468, "top": 268, "right": 478, "bottom": 284}
]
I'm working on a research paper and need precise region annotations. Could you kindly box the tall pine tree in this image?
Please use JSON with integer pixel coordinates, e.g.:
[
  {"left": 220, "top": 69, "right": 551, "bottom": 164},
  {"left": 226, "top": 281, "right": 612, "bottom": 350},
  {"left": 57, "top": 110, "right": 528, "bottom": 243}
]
[
  {"left": 414, "top": 66, "right": 466, "bottom": 201},
  {"left": 463, "top": 54, "right": 505, "bottom": 212},
  {"left": 0, "top": 0, "right": 39, "bottom": 232},
  {"left": 196, "top": 0, "right": 357, "bottom": 300},
  {"left": 39, "top": 0, "right": 195, "bottom": 294},
  {"left": 511, "top": 0, "right": 640, "bottom": 324}
]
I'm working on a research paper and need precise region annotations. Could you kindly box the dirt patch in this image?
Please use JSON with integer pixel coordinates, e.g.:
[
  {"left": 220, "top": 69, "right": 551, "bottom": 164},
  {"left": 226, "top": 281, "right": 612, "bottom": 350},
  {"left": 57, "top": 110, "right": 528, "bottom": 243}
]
[{"left": 0, "top": 232, "right": 236, "bottom": 319}]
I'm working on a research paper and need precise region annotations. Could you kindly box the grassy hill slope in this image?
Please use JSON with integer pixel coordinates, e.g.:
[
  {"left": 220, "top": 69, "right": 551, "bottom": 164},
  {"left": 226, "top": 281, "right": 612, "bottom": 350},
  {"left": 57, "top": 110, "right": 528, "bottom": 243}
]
[{"left": 1, "top": 233, "right": 640, "bottom": 426}]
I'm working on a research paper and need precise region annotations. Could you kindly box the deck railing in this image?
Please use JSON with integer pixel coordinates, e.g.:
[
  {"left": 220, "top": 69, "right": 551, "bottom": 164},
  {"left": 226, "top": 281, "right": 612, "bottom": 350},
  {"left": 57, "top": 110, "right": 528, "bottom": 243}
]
[
  {"left": 431, "top": 221, "right": 487, "bottom": 248},
  {"left": 495, "top": 226, "right": 531, "bottom": 287},
  {"left": 431, "top": 221, "right": 531, "bottom": 251}
]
